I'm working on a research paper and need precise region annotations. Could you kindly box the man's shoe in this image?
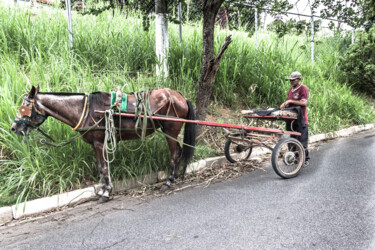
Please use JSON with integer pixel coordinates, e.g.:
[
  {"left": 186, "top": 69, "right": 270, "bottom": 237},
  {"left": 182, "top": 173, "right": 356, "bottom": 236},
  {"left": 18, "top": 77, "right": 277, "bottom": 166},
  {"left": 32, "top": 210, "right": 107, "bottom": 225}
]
[{"left": 303, "top": 161, "right": 309, "bottom": 167}]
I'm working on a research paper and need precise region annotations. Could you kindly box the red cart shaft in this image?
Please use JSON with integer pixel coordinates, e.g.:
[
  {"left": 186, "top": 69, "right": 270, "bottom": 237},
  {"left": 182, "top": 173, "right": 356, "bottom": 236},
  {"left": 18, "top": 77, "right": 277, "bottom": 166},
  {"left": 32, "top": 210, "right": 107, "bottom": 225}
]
[{"left": 95, "top": 111, "right": 301, "bottom": 136}]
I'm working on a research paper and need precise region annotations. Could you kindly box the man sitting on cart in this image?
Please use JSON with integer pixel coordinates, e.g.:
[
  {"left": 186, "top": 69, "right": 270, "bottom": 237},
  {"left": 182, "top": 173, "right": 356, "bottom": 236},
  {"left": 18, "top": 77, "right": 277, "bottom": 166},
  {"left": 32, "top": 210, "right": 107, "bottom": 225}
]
[{"left": 280, "top": 71, "right": 310, "bottom": 167}]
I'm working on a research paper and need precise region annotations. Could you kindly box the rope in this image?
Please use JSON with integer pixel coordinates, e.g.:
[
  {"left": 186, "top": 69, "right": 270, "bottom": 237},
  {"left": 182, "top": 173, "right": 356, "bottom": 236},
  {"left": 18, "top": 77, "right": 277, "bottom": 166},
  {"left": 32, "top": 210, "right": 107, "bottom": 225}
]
[
  {"left": 102, "top": 109, "right": 118, "bottom": 186},
  {"left": 121, "top": 133, "right": 157, "bottom": 152},
  {"left": 103, "top": 109, "right": 117, "bottom": 164},
  {"left": 134, "top": 89, "right": 156, "bottom": 141},
  {"left": 155, "top": 129, "right": 196, "bottom": 149}
]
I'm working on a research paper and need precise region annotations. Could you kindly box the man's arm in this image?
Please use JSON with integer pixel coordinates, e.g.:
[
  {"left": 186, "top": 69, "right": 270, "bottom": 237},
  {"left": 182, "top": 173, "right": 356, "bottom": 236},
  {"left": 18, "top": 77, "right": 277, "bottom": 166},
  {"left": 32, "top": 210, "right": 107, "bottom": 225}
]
[{"left": 280, "top": 99, "right": 307, "bottom": 109}]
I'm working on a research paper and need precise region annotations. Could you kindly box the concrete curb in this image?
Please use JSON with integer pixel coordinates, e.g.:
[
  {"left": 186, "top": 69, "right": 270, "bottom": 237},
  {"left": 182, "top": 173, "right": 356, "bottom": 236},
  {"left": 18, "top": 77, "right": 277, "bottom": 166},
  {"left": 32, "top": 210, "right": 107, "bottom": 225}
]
[
  {"left": 0, "top": 207, "right": 12, "bottom": 226},
  {"left": 11, "top": 187, "right": 96, "bottom": 220},
  {"left": 309, "top": 123, "right": 374, "bottom": 143},
  {"left": 1, "top": 123, "right": 374, "bottom": 225}
]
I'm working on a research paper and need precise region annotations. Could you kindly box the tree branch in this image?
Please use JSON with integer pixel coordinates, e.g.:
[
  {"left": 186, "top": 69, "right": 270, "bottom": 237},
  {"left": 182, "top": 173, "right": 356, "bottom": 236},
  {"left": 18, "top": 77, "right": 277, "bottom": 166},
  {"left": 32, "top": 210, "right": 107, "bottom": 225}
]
[
  {"left": 203, "top": 35, "right": 232, "bottom": 81},
  {"left": 215, "top": 35, "right": 232, "bottom": 63}
]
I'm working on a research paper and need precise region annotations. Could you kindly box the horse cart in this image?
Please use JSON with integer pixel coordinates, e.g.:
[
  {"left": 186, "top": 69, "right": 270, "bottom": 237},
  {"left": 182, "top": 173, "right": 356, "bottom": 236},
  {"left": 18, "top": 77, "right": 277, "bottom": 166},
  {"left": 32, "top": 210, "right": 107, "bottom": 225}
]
[
  {"left": 224, "top": 109, "right": 305, "bottom": 179},
  {"left": 100, "top": 108, "right": 306, "bottom": 179},
  {"left": 13, "top": 87, "right": 305, "bottom": 200}
]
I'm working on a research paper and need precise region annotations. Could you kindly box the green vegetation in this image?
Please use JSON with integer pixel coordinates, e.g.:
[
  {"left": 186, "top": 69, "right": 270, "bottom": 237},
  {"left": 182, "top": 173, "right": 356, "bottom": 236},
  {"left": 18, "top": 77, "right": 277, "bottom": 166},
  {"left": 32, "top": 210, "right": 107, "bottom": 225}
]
[
  {"left": 0, "top": 7, "right": 374, "bottom": 206},
  {"left": 338, "top": 25, "right": 375, "bottom": 95}
]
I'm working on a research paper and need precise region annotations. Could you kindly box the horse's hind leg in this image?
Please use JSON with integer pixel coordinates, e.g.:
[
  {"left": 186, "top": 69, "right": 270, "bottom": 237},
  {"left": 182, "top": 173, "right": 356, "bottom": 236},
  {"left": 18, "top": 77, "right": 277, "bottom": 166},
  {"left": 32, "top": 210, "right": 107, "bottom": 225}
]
[
  {"left": 92, "top": 141, "right": 113, "bottom": 202},
  {"left": 160, "top": 128, "right": 182, "bottom": 191}
]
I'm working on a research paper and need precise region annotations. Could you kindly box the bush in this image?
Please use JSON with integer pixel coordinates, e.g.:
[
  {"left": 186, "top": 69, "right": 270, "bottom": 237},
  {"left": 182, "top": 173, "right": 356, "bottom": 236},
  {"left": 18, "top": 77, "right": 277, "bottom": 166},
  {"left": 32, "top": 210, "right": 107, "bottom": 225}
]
[{"left": 339, "top": 26, "right": 375, "bottom": 96}]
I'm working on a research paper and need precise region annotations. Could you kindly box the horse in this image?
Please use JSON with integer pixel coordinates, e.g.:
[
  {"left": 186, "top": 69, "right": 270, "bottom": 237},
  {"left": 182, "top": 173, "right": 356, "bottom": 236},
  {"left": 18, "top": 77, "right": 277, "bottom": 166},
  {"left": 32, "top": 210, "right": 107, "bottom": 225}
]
[{"left": 11, "top": 85, "right": 196, "bottom": 202}]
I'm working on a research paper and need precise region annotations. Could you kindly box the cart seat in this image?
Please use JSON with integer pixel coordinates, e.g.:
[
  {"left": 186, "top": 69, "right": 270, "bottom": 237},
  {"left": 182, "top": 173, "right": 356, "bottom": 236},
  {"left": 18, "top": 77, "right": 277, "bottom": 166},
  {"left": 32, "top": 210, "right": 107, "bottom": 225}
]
[{"left": 241, "top": 109, "right": 297, "bottom": 118}]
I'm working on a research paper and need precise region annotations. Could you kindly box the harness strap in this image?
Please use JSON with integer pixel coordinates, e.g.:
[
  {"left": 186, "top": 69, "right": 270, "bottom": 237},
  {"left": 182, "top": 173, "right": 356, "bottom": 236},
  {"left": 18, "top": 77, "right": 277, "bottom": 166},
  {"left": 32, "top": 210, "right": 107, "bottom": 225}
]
[
  {"left": 153, "top": 89, "right": 179, "bottom": 118},
  {"left": 30, "top": 99, "right": 44, "bottom": 115},
  {"left": 153, "top": 100, "right": 168, "bottom": 114},
  {"left": 172, "top": 102, "right": 179, "bottom": 118},
  {"left": 40, "top": 116, "right": 104, "bottom": 147},
  {"left": 78, "top": 95, "right": 91, "bottom": 130},
  {"left": 90, "top": 114, "right": 99, "bottom": 127},
  {"left": 165, "top": 88, "right": 179, "bottom": 118},
  {"left": 166, "top": 101, "right": 172, "bottom": 116},
  {"left": 72, "top": 94, "right": 89, "bottom": 131}
]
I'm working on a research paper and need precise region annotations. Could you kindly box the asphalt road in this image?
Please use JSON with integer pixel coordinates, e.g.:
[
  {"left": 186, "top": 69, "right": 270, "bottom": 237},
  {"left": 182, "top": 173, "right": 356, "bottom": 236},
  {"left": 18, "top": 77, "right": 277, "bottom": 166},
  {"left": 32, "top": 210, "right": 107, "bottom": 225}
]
[{"left": 1, "top": 130, "right": 375, "bottom": 249}]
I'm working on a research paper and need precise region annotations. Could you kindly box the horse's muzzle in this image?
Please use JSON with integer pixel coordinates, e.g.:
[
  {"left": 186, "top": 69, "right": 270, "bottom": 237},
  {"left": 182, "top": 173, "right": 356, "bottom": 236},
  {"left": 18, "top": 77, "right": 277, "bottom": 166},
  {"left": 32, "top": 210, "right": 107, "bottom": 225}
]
[{"left": 11, "top": 122, "right": 27, "bottom": 136}]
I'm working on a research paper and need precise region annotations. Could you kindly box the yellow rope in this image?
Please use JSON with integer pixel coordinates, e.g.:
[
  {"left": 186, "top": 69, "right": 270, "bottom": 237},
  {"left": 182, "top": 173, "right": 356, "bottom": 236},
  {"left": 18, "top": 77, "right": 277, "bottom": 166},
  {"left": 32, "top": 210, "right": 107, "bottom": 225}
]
[{"left": 72, "top": 94, "right": 88, "bottom": 131}]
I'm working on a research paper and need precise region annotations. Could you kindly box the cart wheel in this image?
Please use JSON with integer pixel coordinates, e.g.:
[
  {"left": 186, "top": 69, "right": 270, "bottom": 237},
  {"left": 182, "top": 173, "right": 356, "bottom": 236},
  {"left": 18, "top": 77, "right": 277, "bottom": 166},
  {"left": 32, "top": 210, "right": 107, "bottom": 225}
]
[
  {"left": 224, "top": 138, "right": 252, "bottom": 163},
  {"left": 271, "top": 137, "right": 305, "bottom": 179}
]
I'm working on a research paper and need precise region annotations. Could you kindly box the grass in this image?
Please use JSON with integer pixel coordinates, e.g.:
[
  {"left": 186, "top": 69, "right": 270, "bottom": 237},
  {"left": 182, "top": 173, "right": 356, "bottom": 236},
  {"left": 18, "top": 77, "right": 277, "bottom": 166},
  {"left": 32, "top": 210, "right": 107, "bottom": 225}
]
[{"left": 0, "top": 6, "right": 374, "bottom": 206}]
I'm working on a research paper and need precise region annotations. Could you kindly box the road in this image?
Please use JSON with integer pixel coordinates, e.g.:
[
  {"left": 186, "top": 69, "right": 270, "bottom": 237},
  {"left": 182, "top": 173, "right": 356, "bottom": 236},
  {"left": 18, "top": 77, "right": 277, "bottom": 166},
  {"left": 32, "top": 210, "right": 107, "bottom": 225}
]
[{"left": 1, "top": 130, "right": 375, "bottom": 249}]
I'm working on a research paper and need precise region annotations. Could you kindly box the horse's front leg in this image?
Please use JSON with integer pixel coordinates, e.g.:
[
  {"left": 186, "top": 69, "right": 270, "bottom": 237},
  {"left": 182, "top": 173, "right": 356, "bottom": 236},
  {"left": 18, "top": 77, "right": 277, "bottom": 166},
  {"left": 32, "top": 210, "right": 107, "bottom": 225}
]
[{"left": 92, "top": 140, "right": 112, "bottom": 202}]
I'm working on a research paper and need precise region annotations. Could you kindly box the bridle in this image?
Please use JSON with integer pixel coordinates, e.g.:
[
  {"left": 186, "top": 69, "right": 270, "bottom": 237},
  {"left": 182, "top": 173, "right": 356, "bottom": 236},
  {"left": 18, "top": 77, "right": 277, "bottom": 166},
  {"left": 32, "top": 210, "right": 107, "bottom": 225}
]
[{"left": 13, "top": 97, "right": 47, "bottom": 128}]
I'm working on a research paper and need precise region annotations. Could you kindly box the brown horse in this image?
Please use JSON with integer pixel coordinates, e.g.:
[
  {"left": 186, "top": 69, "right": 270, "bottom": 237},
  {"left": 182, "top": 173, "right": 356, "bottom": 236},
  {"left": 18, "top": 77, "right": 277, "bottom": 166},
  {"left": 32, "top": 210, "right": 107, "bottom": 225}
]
[{"left": 11, "top": 86, "right": 196, "bottom": 202}]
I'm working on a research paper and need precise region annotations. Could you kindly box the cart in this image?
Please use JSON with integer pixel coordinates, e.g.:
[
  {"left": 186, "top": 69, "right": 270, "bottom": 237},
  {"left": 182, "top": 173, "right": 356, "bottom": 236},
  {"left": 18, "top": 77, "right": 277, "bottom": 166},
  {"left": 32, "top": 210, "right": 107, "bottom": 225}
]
[
  {"left": 224, "top": 109, "right": 305, "bottom": 179},
  {"left": 96, "top": 109, "right": 306, "bottom": 179}
]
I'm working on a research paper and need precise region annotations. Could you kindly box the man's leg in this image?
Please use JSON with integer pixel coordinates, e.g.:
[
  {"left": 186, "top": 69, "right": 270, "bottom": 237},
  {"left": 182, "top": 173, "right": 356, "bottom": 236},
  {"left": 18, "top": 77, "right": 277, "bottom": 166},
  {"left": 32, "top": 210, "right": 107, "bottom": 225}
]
[
  {"left": 286, "top": 121, "right": 298, "bottom": 140},
  {"left": 300, "top": 124, "right": 310, "bottom": 162},
  {"left": 287, "top": 121, "right": 309, "bottom": 164}
]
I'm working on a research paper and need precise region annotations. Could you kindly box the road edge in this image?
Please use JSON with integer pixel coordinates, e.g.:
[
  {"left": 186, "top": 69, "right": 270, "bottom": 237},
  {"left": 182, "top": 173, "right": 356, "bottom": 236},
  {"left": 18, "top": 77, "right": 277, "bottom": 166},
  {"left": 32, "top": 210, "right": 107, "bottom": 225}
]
[{"left": 1, "top": 123, "right": 374, "bottom": 225}]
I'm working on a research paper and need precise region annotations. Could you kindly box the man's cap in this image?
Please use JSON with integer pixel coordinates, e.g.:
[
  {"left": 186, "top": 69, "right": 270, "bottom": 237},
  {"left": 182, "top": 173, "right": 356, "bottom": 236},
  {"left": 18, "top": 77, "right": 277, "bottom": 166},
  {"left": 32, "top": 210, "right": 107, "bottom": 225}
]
[{"left": 286, "top": 71, "right": 302, "bottom": 80}]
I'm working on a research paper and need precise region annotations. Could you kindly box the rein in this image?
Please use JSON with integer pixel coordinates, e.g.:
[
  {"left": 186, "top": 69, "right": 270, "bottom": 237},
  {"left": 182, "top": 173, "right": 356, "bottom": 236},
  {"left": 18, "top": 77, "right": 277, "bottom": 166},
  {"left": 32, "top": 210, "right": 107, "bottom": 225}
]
[{"left": 39, "top": 117, "right": 105, "bottom": 147}]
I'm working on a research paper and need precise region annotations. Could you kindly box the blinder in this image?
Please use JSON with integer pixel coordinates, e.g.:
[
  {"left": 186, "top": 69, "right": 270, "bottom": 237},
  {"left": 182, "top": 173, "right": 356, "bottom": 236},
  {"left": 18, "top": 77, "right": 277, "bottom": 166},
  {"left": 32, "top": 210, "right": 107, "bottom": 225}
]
[
  {"left": 14, "top": 97, "right": 47, "bottom": 127},
  {"left": 19, "top": 104, "right": 32, "bottom": 117}
]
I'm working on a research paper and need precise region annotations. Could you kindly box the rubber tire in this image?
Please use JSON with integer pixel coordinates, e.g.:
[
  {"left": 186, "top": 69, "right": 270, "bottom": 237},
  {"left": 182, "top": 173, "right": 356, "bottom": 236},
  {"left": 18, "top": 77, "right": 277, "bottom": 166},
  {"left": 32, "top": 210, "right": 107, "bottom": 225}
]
[
  {"left": 271, "top": 137, "right": 305, "bottom": 179},
  {"left": 224, "top": 138, "right": 252, "bottom": 163}
]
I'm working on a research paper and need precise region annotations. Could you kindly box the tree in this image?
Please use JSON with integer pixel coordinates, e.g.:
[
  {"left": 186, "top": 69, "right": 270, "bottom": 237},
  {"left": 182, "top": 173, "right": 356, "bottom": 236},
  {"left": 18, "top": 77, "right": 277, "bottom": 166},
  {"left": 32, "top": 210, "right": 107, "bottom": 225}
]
[
  {"left": 312, "top": 0, "right": 375, "bottom": 30},
  {"left": 296, "top": 20, "right": 307, "bottom": 35},
  {"left": 155, "top": 0, "right": 169, "bottom": 77},
  {"left": 312, "top": 0, "right": 375, "bottom": 96},
  {"left": 195, "top": 0, "right": 292, "bottom": 135},
  {"left": 194, "top": 0, "right": 229, "bottom": 135}
]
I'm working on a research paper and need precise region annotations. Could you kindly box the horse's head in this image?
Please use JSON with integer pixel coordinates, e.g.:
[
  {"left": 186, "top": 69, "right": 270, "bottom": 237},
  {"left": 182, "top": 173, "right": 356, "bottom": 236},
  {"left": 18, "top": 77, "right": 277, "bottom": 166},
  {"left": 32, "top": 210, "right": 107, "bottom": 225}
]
[{"left": 11, "top": 85, "right": 48, "bottom": 136}]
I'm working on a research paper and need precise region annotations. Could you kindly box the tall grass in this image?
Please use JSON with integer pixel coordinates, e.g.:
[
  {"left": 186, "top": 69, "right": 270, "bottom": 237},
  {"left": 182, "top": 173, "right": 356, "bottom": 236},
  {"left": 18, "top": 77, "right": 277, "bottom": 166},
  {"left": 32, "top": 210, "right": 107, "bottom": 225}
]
[{"left": 0, "top": 6, "right": 374, "bottom": 206}]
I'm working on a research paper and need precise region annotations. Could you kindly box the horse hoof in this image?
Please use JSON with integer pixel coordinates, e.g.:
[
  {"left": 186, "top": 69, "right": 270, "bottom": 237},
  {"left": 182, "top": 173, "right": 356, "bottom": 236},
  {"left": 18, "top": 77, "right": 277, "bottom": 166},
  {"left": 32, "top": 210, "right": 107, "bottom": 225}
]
[
  {"left": 98, "top": 196, "right": 110, "bottom": 203},
  {"left": 97, "top": 189, "right": 104, "bottom": 197}
]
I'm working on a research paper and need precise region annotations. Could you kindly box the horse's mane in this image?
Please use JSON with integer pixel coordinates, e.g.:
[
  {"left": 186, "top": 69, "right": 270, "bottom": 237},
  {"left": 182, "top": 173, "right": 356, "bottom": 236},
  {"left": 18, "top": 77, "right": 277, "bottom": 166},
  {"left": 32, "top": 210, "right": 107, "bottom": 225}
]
[
  {"left": 38, "top": 92, "right": 86, "bottom": 96},
  {"left": 89, "top": 92, "right": 110, "bottom": 104}
]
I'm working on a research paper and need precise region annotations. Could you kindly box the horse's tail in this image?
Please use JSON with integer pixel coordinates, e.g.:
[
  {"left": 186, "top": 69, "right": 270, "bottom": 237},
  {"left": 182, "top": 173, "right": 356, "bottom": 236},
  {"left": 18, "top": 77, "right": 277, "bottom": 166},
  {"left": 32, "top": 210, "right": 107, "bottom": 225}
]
[{"left": 181, "top": 99, "right": 196, "bottom": 178}]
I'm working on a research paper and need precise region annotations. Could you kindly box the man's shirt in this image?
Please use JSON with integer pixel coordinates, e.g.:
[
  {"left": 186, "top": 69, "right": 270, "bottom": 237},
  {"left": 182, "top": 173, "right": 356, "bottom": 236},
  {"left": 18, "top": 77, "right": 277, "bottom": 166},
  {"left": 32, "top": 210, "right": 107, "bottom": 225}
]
[{"left": 287, "top": 84, "right": 309, "bottom": 124}]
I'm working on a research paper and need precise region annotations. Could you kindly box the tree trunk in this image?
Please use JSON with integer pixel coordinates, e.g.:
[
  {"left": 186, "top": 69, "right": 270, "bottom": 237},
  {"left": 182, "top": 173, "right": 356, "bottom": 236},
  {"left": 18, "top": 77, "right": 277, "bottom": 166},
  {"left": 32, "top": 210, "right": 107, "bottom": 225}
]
[
  {"left": 155, "top": 0, "right": 169, "bottom": 78},
  {"left": 195, "top": 0, "right": 231, "bottom": 136}
]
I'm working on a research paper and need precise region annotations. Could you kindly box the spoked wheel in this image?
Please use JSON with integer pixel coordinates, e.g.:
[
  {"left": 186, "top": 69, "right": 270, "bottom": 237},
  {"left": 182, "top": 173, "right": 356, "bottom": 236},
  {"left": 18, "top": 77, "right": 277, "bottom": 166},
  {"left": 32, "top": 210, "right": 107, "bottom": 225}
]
[
  {"left": 224, "top": 137, "right": 253, "bottom": 163},
  {"left": 271, "top": 137, "right": 305, "bottom": 179}
]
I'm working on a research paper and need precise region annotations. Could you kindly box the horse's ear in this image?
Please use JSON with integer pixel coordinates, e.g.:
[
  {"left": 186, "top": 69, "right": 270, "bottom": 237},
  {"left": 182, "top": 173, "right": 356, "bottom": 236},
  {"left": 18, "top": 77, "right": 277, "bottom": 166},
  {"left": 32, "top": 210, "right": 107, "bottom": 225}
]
[
  {"left": 29, "top": 86, "right": 36, "bottom": 98},
  {"left": 35, "top": 85, "right": 40, "bottom": 95}
]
